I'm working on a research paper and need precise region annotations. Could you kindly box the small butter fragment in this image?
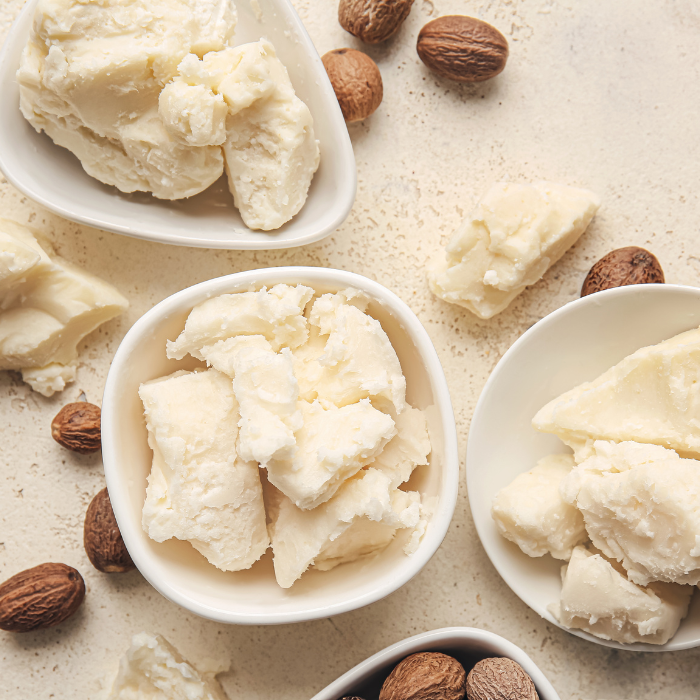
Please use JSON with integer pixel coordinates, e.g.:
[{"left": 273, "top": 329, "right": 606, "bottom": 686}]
[
  {"left": 562, "top": 440, "right": 700, "bottom": 586},
  {"left": 167, "top": 284, "right": 314, "bottom": 359},
  {"left": 533, "top": 327, "right": 700, "bottom": 461},
  {"left": 550, "top": 546, "right": 692, "bottom": 645},
  {"left": 428, "top": 181, "right": 600, "bottom": 319},
  {"left": 492, "top": 454, "right": 587, "bottom": 560},
  {"left": 107, "top": 632, "right": 227, "bottom": 700},
  {"left": 266, "top": 398, "right": 396, "bottom": 509},
  {"left": 140, "top": 369, "right": 269, "bottom": 571}
]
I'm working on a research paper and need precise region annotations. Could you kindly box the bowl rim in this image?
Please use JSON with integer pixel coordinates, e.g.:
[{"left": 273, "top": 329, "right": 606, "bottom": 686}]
[
  {"left": 0, "top": 0, "right": 357, "bottom": 250},
  {"left": 102, "top": 266, "right": 459, "bottom": 624},
  {"left": 310, "top": 626, "right": 561, "bottom": 700},
  {"left": 466, "top": 283, "right": 700, "bottom": 652}
]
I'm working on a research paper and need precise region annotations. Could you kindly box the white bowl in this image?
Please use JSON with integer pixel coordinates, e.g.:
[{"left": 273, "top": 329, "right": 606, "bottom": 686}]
[
  {"left": 102, "top": 267, "right": 458, "bottom": 624},
  {"left": 467, "top": 284, "right": 700, "bottom": 652},
  {"left": 312, "top": 626, "right": 561, "bottom": 700},
  {"left": 0, "top": 0, "right": 355, "bottom": 250}
]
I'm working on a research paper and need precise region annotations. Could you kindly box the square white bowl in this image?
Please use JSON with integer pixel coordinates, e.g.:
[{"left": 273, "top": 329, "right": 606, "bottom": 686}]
[
  {"left": 311, "top": 626, "right": 561, "bottom": 700},
  {"left": 467, "top": 283, "right": 700, "bottom": 651},
  {"left": 101, "top": 267, "right": 459, "bottom": 624},
  {"left": 0, "top": 0, "right": 356, "bottom": 250}
]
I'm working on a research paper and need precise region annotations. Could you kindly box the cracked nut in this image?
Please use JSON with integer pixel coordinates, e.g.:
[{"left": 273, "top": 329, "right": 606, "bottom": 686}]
[
  {"left": 0, "top": 563, "right": 85, "bottom": 632},
  {"left": 379, "top": 652, "right": 467, "bottom": 700},
  {"left": 466, "top": 658, "right": 538, "bottom": 700},
  {"left": 51, "top": 401, "right": 101, "bottom": 454},
  {"left": 323, "top": 49, "right": 383, "bottom": 122},
  {"left": 417, "top": 15, "right": 508, "bottom": 83},
  {"left": 581, "top": 246, "right": 665, "bottom": 297},
  {"left": 339, "top": 0, "right": 414, "bottom": 44},
  {"left": 84, "top": 488, "right": 135, "bottom": 573}
]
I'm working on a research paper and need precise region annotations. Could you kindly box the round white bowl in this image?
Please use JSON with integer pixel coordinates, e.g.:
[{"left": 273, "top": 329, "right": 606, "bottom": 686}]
[
  {"left": 467, "top": 284, "right": 700, "bottom": 652},
  {"left": 0, "top": 0, "right": 355, "bottom": 250},
  {"left": 311, "top": 626, "right": 561, "bottom": 700},
  {"left": 102, "top": 267, "right": 458, "bottom": 624}
]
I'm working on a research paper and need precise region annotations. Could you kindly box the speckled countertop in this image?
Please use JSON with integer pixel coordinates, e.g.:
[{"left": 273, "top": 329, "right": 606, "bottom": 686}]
[{"left": 3, "top": 1, "right": 700, "bottom": 698}]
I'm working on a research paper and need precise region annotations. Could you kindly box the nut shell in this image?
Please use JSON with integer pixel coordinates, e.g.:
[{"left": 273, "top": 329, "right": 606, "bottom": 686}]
[
  {"left": 51, "top": 402, "right": 102, "bottom": 454},
  {"left": 466, "top": 658, "right": 538, "bottom": 700},
  {"left": 0, "top": 563, "right": 85, "bottom": 632},
  {"left": 323, "top": 49, "right": 383, "bottom": 122},
  {"left": 84, "top": 488, "right": 136, "bottom": 573},
  {"left": 339, "top": 0, "right": 414, "bottom": 44},
  {"left": 417, "top": 15, "right": 508, "bottom": 83},
  {"left": 581, "top": 246, "right": 665, "bottom": 297},
  {"left": 379, "top": 652, "right": 467, "bottom": 700}
]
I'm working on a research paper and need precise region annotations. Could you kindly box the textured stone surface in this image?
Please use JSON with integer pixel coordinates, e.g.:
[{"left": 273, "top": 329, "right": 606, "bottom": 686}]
[{"left": 2, "top": 0, "right": 700, "bottom": 698}]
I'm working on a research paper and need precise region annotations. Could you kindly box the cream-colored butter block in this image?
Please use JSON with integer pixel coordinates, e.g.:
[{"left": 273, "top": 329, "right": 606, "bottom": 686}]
[
  {"left": 269, "top": 468, "right": 421, "bottom": 588},
  {"left": 107, "top": 632, "right": 227, "bottom": 700},
  {"left": 139, "top": 369, "right": 269, "bottom": 571},
  {"left": 562, "top": 440, "right": 700, "bottom": 586},
  {"left": 266, "top": 399, "right": 396, "bottom": 509},
  {"left": 21, "top": 362, "right": 77, "bottom": 398},
  {"left": 492, "top": 453, "right": 587, "bottom": 561},
  {"left": 550, "top": 546, "right": 692, "bottom": 645},
  {"left": 293, "top": 291, "right": 407, "bottom": 413},
  {"left": 167, "top": 284, "right": 314, "bottom": 360},
  {"left": 428, "top": 182, "right": 600, "bottom": 319},
  {"left": 534, "top": 327, "right": 700, "bottom": 460},
  {"left": 0, "top": 219, "right": 44, "bottom": 292}
]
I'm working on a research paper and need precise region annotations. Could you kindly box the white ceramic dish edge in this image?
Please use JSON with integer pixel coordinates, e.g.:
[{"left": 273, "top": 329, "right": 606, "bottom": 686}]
[
  {"left": 311, "top": 626, "right": 561, "bottom": 700},
  {"left": 102, "top": 267, "right": 459, "bottom": 624}
]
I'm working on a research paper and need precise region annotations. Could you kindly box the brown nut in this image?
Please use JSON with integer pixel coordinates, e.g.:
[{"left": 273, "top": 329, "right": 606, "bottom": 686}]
[
  {"left": 466, "top": 658, "right": 538, "bottom": 700},
  {"left": 417, "top": 15, "right": 508, "bottom": 83},
  {"left": 84, "top": 488, "right": 135, "bottom": 573},
  {"left": 322, "top": 49, "right": 383, "bottom": 122},
  {"left": 339, "top": 0, "right": 414, "bottom": 44},
  {"left": 581, "top": 246, "right": 664, "bottom": 297},
  {"left": 51, "top": 402, "right": 101, "bottom": 454},
  {"left": 0, "top": 563, "right": 85, "bottom": 632},
  {"left": 380, "top": 652, "right": 467, "bottom": 700}
]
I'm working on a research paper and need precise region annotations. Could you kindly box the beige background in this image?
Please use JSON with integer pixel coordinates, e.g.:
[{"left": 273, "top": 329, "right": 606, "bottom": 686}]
[{"left": 2, "top": 0, "right": 700, "bottom": 697}]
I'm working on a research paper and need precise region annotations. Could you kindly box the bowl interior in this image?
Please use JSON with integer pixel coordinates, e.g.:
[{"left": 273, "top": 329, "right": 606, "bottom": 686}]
[
  {"left": 467, "top": 284, "right": 700, "bottom": 651},
  {"left": 311, "top": 627, "right": 561, "bottom": 700},
  {"left": 103, "top": 269, "right": 456, "bottom": 623},
  {"left": 0, "top": 0, "right": 355, "bottom": 249}
]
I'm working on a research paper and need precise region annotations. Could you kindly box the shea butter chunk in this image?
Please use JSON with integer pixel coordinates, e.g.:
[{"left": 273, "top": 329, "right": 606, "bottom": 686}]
[
  {"left": 550, "top": 546, "right": 692, "bottom": 645},
  {"left": 266, "top": 399, "right": 396, "bottom": 509},
  {"left": 167, "top": 284, "right": 314, "bottom": 360},
  {"left": 562, "top": 440, "right": 700, "bottom": 586},
  {"left": 429, "top": 182, "right": 600, "bottom": 319},
  {"left": 107, "top": 632, "right": 227, "bottom": 700},
  {"left": 140, "top": 369, "right": 269, "bottom": 571},
  {"left": 492, "top": 453, "right": 586, "bottom": 560},
  {"left": 534, "top": 327, "right": 700, "bottom": 461}
]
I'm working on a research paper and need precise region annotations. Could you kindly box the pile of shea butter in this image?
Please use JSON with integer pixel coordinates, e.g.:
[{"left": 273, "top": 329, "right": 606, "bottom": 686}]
[
  {"left": 491, "top": 327, "right": 700, "bottom": 645},
  {"left": 428, "top": 181, "right": 600, "bottom": 319},
  {"left": 0, "top": 219, "right": 128, "bottom": 396},
  {"left": 139, "top": 285, "right": 432, "bottom": 588},
  {"left": 18, "top": 0, "right": 320, "bottom": 231}
]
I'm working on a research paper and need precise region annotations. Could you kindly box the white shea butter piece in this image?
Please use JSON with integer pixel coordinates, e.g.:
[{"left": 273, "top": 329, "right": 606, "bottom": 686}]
[
  {"left": 266, "top": 398, "right": 396, "bottom": 509},
  {"left": 107, "top": 632, "right": 227, "bottom": 700},
  {"left": 167, "top": 284, "right": 314, "bottom": 360},
  {"left": 562, "top": 440, "right": 700, "bottom": 586},
  {"left": 428, "top": 182, "right": 600, "bottom": 319},
  {"left": 0, "top": 219, "right": 128, "bottom": 396},
  {"left": 139, "top": 369, "right": 269, "bottom": 571},
  {"left": 492, "top": 453, "right": 587, "bottom": 560},
  {"left": 270, "top": 468, "right": 422, "bottom": 588},
  {"left": 17, "top": 0, "right": 235, "bottom": 199},
  {"left": 202, "top": 335, "right": 302, "bottom": 465},
  {"left": 293, "top": 291, "right": 407, "bottom": 413},
  {"left": 550, "top": 546, "right": 692, "bottom": 645},
  {"left": 534, "top": 327, "right": 700, "bottom": 461}
]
